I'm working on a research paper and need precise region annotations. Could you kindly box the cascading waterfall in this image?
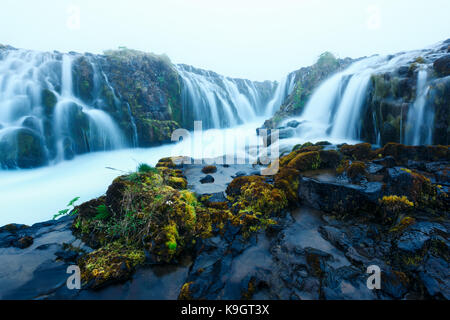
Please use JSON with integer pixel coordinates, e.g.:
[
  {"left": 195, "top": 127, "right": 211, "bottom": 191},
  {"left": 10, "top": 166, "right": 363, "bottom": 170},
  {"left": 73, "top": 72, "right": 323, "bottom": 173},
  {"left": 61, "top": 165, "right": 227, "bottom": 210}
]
[
  {"left": 54, "top": 54, "right": 124, "bottom": 161},
  {"left": 0, "top": 49, "right": 126, "bottom": 168},
  {"left": 282, "top": 47, "right": 441, "bottom": 145},
  {"left": 404, "top": 68, "right": 432, "bottom": 145},
  {"left": 177, "top": 64, "right": 288, "bottom": 129},
  {"left": 265, "top": 73, "right": 296, "bottom": 116}
]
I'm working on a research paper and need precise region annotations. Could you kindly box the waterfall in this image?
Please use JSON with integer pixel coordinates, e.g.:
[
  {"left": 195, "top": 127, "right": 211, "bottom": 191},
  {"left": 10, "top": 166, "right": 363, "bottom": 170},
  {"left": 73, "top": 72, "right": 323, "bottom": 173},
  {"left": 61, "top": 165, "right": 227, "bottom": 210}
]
[
  {"left": 404, "top": 68, "right": 432, "bottom": 145},
  {"left": 0, "top": 49, "right": 126, "bottom": 168},
  {"left": 176, "top": 64, "right": 281, "bottom": 129},
  {"left": 330, "top": 70, "right": 373, "bottom": 139},
  {"left": 281, "top": 48, "right": 441, "bottom": 145},
  {"left": 265, "top": 73, "right": 295, "bottom": 116}
]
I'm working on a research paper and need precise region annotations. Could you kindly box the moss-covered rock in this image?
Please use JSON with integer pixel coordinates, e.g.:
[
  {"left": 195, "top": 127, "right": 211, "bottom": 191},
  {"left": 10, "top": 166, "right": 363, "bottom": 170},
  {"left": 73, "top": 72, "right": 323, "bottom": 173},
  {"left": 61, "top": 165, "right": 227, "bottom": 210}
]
[
  {"left": 0, "top": 128, "right": 47, "bottom": 169},
  {"left": 340, "top": 143, "right": 372, "bottom": 160},
  {"left": 78, "top": 242, "right": 145, "bottom": 289},
  {"left": 41, "top": 89, "right": 57, "bottom": 115}
]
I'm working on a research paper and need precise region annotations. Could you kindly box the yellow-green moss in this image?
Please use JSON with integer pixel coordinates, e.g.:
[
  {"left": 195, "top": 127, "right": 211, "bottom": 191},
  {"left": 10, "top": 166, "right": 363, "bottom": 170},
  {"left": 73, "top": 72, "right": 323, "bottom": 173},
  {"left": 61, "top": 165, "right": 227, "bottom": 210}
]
[
  {"left": 178, "top": 281, "right": 194, "bottom": 300},
  {"left": 379, "top": 195, "right": 414, "bottom": 214},
  {"left": 167, "top": 176, "right": 188, "bottom": 189},
  {"left": 340, "top": 143, "right": 372, "bottom": 160},
  {"left": 78, "top": 242, "right": 145, "bottom": 289},
  {"left": 346, "top": 161, "right": 367, "bottom": 180},
  {"left": 287, "top": 151, "right": 321, "bottom": 171}
]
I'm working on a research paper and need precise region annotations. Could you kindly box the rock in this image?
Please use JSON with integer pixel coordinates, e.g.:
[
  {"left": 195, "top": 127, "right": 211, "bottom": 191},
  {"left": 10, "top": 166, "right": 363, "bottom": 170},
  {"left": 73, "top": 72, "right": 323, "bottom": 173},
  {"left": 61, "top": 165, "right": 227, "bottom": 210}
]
[
  {"left": 380, "top": 268, "right": 409, "bottom": 299},
  {"left": 55, "top": 249, "right": 79, "bottom": 262},
  {"left": 383, "top": 167, "right": 436, "bottom": 206},
  {"left": 382, "top": 121, "right": 397, "bottom": 144},
  {"left": 200, "top": 175, "right": 215, "bottom": 184},
  {"left": 14, "top": 236, "right": 33, "bottom": 249},
  {"left": 373, "top": 156, "right": 396, "bottom": 168},
  {"left": 433, "top": 54, "right": 450, "bottom": 76},
  {"left": 286, "top": 120, "right": 301, "bottom": 128},
  {"left": 201, "top": 165, "right": 217, "bottom": 174},
  {"left": 396, "top": 230, "right": 430, "bottom": 253},
  {"left": 233, "top": 171, "right": 247, "bottom": 178},
  {"left": 419, "top": 255, "right": 450, "bottom": 299},
  {"left": 298, "top": 177, "right": 383, "bottom": 215},
  {"left": 366, "top": 162, "right": 384, "bottom": 175},
  {"left": 0, "top": 128, "right": 48, "bottom": 169}
]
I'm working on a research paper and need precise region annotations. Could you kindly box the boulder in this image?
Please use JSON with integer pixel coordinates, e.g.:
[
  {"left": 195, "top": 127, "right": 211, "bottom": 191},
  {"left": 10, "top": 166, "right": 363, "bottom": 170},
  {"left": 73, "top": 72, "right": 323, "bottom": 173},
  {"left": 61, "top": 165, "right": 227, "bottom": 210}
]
[
  {"left": 200, "top": 175, "right": 215, "bottom": 184},
  {"left": 433, "top": 54, "right": 450, "bottom": 76},
  {"left": 298, "top": 177, "right": 383, "bottom": 215}
]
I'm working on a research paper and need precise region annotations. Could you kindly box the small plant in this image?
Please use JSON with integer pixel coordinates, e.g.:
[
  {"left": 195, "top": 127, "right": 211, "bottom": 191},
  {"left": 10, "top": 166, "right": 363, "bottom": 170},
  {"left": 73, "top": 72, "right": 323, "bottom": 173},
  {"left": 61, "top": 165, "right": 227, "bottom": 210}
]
[
  {"left": 379, "top": 195, "right": 414, "bottom": 214},
  {"left": 53, "top": 197, "right": 80, "bottom": 220},
  {"left": 137, "top": 163, "right": 158, "bottom": 174},
  {"left": 94, "top": 204, "right": 111, "bottom": 221}
]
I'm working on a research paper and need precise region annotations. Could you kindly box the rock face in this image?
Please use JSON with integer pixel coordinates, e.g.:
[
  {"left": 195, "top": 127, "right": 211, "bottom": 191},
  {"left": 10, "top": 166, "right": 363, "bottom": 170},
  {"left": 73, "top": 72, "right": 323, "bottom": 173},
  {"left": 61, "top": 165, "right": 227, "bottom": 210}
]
[
  {"left": 1, "top": 143, "right": 448, "bottom": 300},
  {"left": 0, "top": 46, "right": 276, "bottom": 169},
  {"left": 262, "top": 39, "right": 450, "bottom": 146},
  {"left": 264, "top": 52, "right": 355, "bottom": 128}
]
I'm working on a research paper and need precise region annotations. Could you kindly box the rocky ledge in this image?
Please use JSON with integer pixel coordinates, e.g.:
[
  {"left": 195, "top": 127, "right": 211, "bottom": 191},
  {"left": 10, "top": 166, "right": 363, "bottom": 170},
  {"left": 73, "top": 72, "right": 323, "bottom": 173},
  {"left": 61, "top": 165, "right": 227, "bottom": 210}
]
[{"left": 0, "top": 142, "right": 448, "bottom": 300}]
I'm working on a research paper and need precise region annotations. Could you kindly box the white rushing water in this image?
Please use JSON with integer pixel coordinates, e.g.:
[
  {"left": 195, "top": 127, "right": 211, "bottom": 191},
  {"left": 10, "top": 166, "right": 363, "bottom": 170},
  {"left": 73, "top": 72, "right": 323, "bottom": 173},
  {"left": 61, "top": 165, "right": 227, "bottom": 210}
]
[
  {"left": 0, "top": 42, "right": 444, "bottom": 226},
  {"left": 176, "top": 64, "right": 291, "bottom": 128},
  {"left": 404, "top": 67, "right": 432, "bottom": 145},
  {"left": 0, "top": 50, "right": 293, "bottom": 226},
  {"left": 0, "top": 49, "right": 127, "bottom": 167},
  {"left": 0, "top": 119, "right": 271, "bottom": 226},
  {"left": 281, "top": 45, "right": 439, "bottom": 144}
]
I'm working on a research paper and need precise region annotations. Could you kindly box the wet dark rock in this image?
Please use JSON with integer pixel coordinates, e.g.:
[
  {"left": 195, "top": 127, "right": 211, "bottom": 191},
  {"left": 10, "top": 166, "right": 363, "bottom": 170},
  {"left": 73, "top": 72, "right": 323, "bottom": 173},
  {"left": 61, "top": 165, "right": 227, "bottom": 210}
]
[
  {"left": 233, "top": 171, "right": 247, "bottom": 178},
  {"left": 14, "top": 236, "right": 34, "bottom": 249},
  {"left": 286, "top": 120, "right": 301, "bottom": 128},
  {"left": 201, "top": 165, "right": 217, "bottom": 174},
  {"left": 372, "top": 156, "right": 396, "bottom": 168},
  {"left": 433, "top": 54, "right": 450, "bottom": 76},
  {"left": 396, "top": 230, "right": 430, "bottom": 253},
  {"left": 200, "top": 175, "right": 215, "bottom": 184},
  {"left": 298, "top": 177, "right": 383, "bottom": 215},
  {"left": 419, "top": 255, "right": 450, "bottom": 299}
]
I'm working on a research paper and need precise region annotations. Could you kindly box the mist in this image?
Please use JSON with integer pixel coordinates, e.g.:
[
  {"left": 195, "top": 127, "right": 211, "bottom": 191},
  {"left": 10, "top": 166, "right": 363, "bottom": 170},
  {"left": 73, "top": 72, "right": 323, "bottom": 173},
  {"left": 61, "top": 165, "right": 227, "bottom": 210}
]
[{"left": 0, "top": 0, "right": 449, "bottom": 80}]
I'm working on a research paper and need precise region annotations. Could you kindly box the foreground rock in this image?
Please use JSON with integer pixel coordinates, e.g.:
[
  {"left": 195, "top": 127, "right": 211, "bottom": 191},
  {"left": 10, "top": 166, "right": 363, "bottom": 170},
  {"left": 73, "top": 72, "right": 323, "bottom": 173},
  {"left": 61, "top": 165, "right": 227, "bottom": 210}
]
[{"left": 0, "top": 142, "right": 448, "bottom": 299}]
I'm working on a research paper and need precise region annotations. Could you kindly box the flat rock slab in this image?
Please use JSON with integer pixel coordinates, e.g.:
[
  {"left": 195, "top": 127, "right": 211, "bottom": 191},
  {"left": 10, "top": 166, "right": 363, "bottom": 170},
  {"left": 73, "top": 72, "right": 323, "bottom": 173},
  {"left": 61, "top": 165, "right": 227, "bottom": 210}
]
[{"left": 183, "top": 163, "right": 263, "bottom": 195}]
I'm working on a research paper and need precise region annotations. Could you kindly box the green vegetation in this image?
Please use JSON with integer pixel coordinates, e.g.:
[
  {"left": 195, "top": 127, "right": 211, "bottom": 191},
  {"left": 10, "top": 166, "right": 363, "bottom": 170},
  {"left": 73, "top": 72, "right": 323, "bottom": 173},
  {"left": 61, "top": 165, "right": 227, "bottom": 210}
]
[
  {"left": 317, "top": 52, "right": 339, "bottom": 68},
  {"left": 137, "top": 163, "right": 158, "bottom": 174},
  {"left": 53, "top": 197, "right": 80, "bottom": 220}
]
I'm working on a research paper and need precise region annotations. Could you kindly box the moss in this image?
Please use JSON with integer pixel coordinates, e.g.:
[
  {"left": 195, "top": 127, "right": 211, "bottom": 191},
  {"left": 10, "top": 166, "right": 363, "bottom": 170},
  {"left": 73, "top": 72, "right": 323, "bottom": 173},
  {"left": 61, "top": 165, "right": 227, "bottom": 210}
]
[
  {"left": 340, "top": 143, "right": 372, "bottom": 160},
  {"left": 408, "top": 170, "right": 437, "bottom": 207},
  {"left": 372, "top": 74, "right": 391, "bottom": 99},
  {"left": 318, "top": 149, "right": 341, "bottom": 168},
  {"left": 73, "top": 165, "right": 217, "bottom": 264},
  {"left": 274, "top": 167, "right": 300, "bottom": 205},
  {"left": 414, "top": 56, "right": 425, "bottom": 64},
  {"left": 380, "top": 143, "right": 449, "bottom": 163},
  {"left": 379, "top": 195, "right": 414, "bottom": 213},
  {"left": 226, "top": 175, "right": 266, "bottom": 197},
  {"left": 201, "top": 165, "right": 217, "bottom": 174},
  {"left": 286, "top": 151, "right": 321, "bottom": 171},
  {"left": 241, "top": 278, "right": 256, "bottom": 300},
  {"left": 156, "top": 157, "right": 176, "bottom": 168},
  {"left": 238, "top": 181, "right": 288, "bottom": 216},
  {"left": 178, "top": 282, "right": 194, "bottom": 300},
  {"left": 168, "top": 176, "right": 188, "bottom": 190},
  {"left": 226, "top": 175, "right": 287, "bottom": 238},
  {"left": 41, "top": 89, "right": 57, "bottom": 115},
  {"left": 389, "top": 216, "right": 416, "bottom": 233},
  {"left": 346, "top": 161, "right": 367, "bottom": 180},
  {"left": 78, "top": 242, "right": 145, "bottom": 289},
  {"left": 336, "top": 159, "right": 351, "bottom": 175}
]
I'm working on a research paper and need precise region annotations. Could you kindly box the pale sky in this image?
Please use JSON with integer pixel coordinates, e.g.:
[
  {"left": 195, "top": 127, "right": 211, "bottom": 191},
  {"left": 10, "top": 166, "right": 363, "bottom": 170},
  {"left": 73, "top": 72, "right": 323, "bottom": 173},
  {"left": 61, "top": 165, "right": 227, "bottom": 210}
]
[{"left": 1, "top": 0, "right": 449, "bottom": 80}]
